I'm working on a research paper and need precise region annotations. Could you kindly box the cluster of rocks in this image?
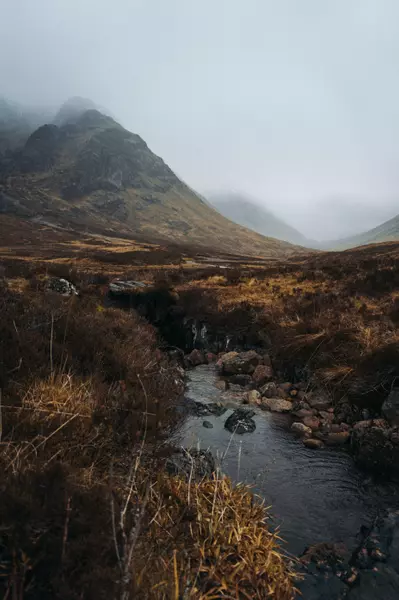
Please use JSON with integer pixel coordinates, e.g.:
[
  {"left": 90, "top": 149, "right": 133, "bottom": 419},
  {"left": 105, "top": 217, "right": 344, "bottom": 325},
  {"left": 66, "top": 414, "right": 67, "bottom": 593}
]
[
  {"left": 185, "top": 349, "right": 399, "bottom": 469},
  {"left": 298, "top": 510, "right": 399, "bottom": 599}
]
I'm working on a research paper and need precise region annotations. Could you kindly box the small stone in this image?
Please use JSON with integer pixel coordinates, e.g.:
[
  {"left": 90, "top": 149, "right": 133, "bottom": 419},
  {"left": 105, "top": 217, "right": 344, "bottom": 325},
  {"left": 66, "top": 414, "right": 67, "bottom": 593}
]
[
  {"left": 291, "top": 422, "right": 312, "bottom": 436},
  {"left": 290, "top": 389, "right": 298, "bottom": 397},
  {"left": 252, "top": 364, "right": 273, "bottom": 386},
  {"left": 261, "top": 398, "right": 293, "bottom": 413},
  {"left": 319, "top": 410, "right": 334, "bottom": 422},
  {"left": 304, "top": 438, "right": 324, "bottom": 449},
  {"left": 215, "top": 380, "right": 227, "bottom": 391},
  {"left": 203, "top": 421, "right": 213, "bottom": 429},
  {"left": 303, "top": 416, "right": 321, "bottom": 431},
  {"left": 260, "top": 382, "right": 278, "bottom": 398},
  {"left": 187, "top": 349, "right": 205, "bottom": 367},
  {"left": 247, "top": 390, "right": 261, "bottom": 405},
  {"left": 294, "top": 408, "right": 315, "bottom": 418},
  {"left": 325, "top": 432, "right": 350, "bottom": 446},
  {"left": 353, "top": 419, "right": 373, "bottom": 431}
]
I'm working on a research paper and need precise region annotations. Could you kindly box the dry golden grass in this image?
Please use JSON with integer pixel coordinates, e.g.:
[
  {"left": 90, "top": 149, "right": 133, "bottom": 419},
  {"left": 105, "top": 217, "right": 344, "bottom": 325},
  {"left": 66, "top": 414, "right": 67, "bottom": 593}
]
[{"left": 132, "top": 473, "right": 297, "bottom": 599}]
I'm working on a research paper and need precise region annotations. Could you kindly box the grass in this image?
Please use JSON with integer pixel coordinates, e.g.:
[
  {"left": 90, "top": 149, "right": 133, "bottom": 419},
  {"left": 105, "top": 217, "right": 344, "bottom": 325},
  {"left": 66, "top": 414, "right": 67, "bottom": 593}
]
[{"left": 0, "top": 227, "right": 297, "bottom": 599}]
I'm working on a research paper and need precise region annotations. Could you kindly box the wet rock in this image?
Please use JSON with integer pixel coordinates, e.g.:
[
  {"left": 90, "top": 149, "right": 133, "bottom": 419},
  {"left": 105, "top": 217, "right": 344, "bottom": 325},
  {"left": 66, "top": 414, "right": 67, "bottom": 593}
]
[
  {"left": 304, "top": 438, "right": 324, "bottom": 449},
  {"left": 290, "top": 388, "right": 298, "bottom": 398},
  {"left": 219, "top": 350, "right": 262, "bottom": 375},
  {"left": 247, "top": 390, "right": 261, "bottom": 405},
  {"left": 291, "top": 422, "right": 312, "bottom": 436},
  {"left": 187, "top": 349, "right": 205, "bottom": 367},
  {"left": 224, "top": 408, "right": 256, "bottom": 434},
  {"left": 294, "top": 408, "right": 316, "bottom": 418},
  {"left": 203, "top": 421, "right": 214, "bottom": 429},
  {"left": 46, "top": 277, "right": 78, "bottom": 296},
  {"left": 252, "top": 364, "right": 273, "bottom": 386},
  {"left": 382, "top": 389, "right": 399, "bottom": 426},
  {"left": 189, "top": 401, "right": 227, "bottom": 417},
  {"left": 166, "top": 448, "right": 215, "bottom": 481},
  {"left": 228, "top": 374, "right": 252, "bottom": 386},
  {"left": 260, "top": 381, "right": 279, "bottom": 398},
  {"left": 303, "top": 416, "right": 321, "bottom": 431},
  {"left": 325, "top": 431, "right": 350, "bottom": 446},
  {"left": 206, "top": 352, "right": 217, "bottom": 363},
  {"left": 261, "top": 397, "right": 293, "bottom": 413}
]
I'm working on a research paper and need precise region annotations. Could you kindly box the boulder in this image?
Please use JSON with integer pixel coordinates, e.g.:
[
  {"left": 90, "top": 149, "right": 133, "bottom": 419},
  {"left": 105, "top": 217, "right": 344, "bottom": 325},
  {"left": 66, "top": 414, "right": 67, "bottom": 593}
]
[
  {"left": 247, "top": 390, "right": 261, "bottom": 405},
  {"left": 291, "top": 422, "right": 312, "bottom": 436},
  {"left": 224, "top": 408, "right": 256, "bottom": 434},
  {"left": 46, "top": 277, "right": 78, "bottom": 296},
  {"left": 325, "top": 431, "right": 350, "bottom": 446},
  {"left": 166, "top": 449, "right": 215, "bottom": 481},
  {"left": 261, "top": 398, "right": 293, "bottom": 413},
  {"left": 382, "top": 389, "right": 399, "bottom": 426},
  {"left": 187, "top": 349, "right": 205, "bottom": 367},
  {"left": 303, "top": 438, "right": 324, "bottom": 449},
  {"left": 206, "top": 352, "right": 217, "bottom": 363},
  {"left": 260, "top": 381, "right": 279, "bottom": 398},
  {"left": 303, "top": 416, "right": 321, "bottom": 431},
  {"left": 220, "top": 350, "right": 261, "bottom": 375},
  {"left": 252, "top": 364, "right": 273, "bottom": 386}
]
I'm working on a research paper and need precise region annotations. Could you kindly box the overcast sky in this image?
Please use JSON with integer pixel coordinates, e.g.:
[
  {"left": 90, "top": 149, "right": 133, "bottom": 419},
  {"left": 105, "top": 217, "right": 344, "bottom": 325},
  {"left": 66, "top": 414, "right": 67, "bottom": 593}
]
[{"left": 1, "top": 0, "right": 399, "bottom": 240}]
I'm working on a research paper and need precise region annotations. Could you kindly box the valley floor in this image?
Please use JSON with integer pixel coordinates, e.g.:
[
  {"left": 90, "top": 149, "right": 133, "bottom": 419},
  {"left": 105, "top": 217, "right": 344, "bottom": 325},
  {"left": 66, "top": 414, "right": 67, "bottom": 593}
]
[{"left": 1, "top": 215, "right": 399, "bottom": 598}]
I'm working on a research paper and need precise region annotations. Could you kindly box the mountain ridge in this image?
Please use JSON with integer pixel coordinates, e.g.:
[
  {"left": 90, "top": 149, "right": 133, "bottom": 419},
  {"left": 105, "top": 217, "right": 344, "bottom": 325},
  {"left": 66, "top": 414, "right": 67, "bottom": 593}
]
[{"left": 0, "top": 105, "right": 304, "bottom": 258}]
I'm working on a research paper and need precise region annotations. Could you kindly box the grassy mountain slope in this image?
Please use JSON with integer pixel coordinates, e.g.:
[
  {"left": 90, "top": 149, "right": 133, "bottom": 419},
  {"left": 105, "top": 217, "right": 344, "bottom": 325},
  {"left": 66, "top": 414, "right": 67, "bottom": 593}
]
[
  {"left": 207, "top": 192, "right": 312, "bottom": 247},
  {"left": 0, "top": 109, "right": 303, "bottom": 258},
  {"left": 328, "top": 213, "right": 399, "bottom": 249}
]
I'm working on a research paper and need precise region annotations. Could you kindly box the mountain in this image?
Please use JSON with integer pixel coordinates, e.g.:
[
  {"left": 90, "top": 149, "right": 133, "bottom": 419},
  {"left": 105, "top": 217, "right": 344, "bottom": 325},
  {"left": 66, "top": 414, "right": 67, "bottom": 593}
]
[
  {"left": 0, "top": 105, "right": 303, "bottom": 257},
  {"left": 327, "top": 213, "right": 399, "bottom": 249},
  {"left": 207, "top": 192, "right": 312, "bottom": 246}
]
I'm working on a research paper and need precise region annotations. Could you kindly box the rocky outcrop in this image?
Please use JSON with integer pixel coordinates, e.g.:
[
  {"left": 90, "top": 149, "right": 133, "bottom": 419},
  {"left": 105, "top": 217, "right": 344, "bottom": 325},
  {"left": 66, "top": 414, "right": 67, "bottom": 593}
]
[{"left": 224, "top": 408, "right": 256, "bottom": 434}]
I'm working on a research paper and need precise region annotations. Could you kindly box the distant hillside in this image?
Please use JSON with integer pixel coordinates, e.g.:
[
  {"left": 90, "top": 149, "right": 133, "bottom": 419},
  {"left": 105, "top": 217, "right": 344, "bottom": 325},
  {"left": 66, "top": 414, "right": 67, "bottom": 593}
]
[
  {"left": 0, "top": 104, "right": 304, "bottom": 258},
  {"left": 327, "top": 213, "right": 399, "bottom": 249},
  {"left": 207, "top": 192, "right": 312, "bottom": 247}
]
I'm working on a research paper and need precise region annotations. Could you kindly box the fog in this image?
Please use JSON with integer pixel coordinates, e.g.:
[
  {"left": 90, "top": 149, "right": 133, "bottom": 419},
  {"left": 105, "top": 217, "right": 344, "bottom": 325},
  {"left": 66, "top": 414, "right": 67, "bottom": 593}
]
[{"left": 1, "top": 0, "right": 399, "bottom": 240}]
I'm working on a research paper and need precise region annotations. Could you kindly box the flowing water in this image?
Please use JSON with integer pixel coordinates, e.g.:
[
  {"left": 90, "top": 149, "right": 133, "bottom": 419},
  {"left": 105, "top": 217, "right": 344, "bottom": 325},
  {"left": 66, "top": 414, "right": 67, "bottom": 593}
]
[{"left": 176, "top": 365, "right": 399, "bottom": 559}]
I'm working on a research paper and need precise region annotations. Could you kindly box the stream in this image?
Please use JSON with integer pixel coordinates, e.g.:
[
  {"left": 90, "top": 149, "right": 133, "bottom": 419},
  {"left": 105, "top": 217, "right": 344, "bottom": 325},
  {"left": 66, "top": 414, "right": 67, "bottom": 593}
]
[{"left": 175, "top": 364, "right": 399, "bottom": 598}]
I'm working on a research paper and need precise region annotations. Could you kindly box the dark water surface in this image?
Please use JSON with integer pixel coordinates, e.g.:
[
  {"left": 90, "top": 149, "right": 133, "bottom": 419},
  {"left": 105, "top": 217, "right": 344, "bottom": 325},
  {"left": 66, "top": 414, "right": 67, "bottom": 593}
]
[{"left": 176, "top": 365, "right": 399, "bottom": 557}]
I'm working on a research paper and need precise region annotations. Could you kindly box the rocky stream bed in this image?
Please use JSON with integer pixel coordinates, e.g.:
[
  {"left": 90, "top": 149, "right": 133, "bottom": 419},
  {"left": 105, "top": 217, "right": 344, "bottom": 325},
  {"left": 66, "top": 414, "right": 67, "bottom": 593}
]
[{"left": 174, "top": 360, "right": 399, "bottom": 599}]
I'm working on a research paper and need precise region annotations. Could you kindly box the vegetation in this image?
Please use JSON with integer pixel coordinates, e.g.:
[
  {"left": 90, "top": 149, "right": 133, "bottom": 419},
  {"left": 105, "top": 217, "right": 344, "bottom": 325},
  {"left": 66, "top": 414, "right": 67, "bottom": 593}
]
[{"left": 0, "top": 217, "right": 297, "bottom": 599}]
